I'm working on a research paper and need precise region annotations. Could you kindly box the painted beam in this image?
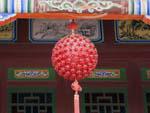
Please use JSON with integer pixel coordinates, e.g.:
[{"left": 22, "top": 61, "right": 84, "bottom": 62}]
[{"left": 0, "top": 0, "right": 150, "bottom": 25}]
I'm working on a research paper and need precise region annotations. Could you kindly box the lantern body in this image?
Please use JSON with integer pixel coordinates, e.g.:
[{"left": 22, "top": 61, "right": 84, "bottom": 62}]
[{"left": 52, "top": 34, "right": 98, "bottom": 81}]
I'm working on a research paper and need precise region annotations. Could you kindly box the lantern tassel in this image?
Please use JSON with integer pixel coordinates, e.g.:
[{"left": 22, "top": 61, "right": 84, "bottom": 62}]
[{"left": 71, "top": 80, "right": 82, "bottom": 113}]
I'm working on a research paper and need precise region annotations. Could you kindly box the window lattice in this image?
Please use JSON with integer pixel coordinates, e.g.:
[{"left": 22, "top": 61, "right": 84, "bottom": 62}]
[
  {"left": 82, "top": 89, "right": 128, "bottom": 113},
  {"left": 145, "top": 92, "right": 150, "bottom": 113},
  {"left": 8, "top": 88, "right": 55, "bottom": 113}
]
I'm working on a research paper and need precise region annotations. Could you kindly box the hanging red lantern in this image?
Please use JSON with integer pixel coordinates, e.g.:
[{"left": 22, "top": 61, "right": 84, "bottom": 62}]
[
  {"left": 51, "top": 20, "right": 98, "bottom": 113},
  {"left": 52, "top": 33, "right": 98, "bottom": 81}
]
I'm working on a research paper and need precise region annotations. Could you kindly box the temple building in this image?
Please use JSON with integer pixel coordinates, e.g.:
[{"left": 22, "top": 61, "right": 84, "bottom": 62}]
[{"left": 0, "top": 0, "right": 150, "bottom": 113}]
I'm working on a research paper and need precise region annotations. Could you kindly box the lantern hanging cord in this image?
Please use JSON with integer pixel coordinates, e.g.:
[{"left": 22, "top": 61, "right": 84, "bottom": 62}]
[{"left": 71, "top": 80, "right": 82, "bottom": 113}]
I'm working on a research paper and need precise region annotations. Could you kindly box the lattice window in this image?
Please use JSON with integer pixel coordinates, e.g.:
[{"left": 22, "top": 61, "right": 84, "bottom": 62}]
[
  {"left": 144, "top": 90, "right": 150, "bottom": 113},
  {"left": 8, "top": 88, "right": 55, "bottom": 113},
  {"left": 82, "top": 89, "right": 128, "bottom": 113}
]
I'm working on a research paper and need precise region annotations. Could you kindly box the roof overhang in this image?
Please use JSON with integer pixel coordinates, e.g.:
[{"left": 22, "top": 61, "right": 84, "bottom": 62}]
[{"left": 0, "top": 0, "right": 150, "bottom": 25}]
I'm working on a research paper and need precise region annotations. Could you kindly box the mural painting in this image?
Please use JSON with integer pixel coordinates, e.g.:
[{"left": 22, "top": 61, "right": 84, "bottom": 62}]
[
  {"left": 0, "top": 22, "right": 16, "bottom": 41},
  {"left": 115, "top": 20, "right": 150, "bottom": 43},
  {"left": 30, "top": 19, "right": 103, "bottom": 42}
]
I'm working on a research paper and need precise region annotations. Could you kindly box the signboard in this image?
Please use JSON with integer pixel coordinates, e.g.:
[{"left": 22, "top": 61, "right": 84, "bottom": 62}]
[
  {"left": 8, "top": 68, "right": 56, "bottom": 80},
  {"left": 86, "top": 68, "right": 126, "bottom": 80},
  {"left": 141, "top": 68, "right": 150, "bottom": 80}
]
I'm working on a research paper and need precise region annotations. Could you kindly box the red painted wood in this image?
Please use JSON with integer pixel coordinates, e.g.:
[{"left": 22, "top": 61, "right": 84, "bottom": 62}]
[{"left": 0, "top": 19, "right": 149, "bottom": 113}]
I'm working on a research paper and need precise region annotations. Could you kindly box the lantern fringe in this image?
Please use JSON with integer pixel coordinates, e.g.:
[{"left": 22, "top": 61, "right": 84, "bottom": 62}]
[{"left": 71, "top": 80, "right": 82, "bottom": 113}]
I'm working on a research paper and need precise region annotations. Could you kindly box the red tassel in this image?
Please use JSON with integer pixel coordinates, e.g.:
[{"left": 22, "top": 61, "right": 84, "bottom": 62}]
[{"left": 71, "top": 80, "right": 82, "bottom": 113}]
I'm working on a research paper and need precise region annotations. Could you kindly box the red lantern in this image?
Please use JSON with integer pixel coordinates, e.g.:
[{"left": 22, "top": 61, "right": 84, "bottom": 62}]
[
  {"left": 52, "top": 34, "right": 98, "bottom": 81},
  {"left": 51, "top": 21, "right": 99, "bottom": 113}
]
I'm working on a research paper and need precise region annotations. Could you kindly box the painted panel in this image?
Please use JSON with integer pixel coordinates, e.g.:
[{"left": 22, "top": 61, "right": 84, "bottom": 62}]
[
  {"left": 0, "top": 21, "right": 16, "bottom": 42},
  {"left": 141, "top": 68, "right": 150, "bottom": 80},
  {"left": 4, "top": 0, "right": 129, "bottom": 14},
  {"left": 32, "top": 0, "right": 128, "bottom": 14},
  {"left": 86, "top": 68, "right": 126, "bottom": 80},
  {"left": 115, "top": 20, "right": 150, "bottom": 43},
  {"left": 8, "top": 68, "right": 56, "bottom": 80},
  {"left": 29, "top": 19, "right": 104, "bottom": 43}
]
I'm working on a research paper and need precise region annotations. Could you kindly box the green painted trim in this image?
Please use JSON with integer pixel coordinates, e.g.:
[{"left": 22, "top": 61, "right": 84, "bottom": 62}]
[
  {"left": 7, "top": 87, "right": 56, "bottom": 113},
  {"left": 28, "top": 0, "right": 31, "bottom": 13},
  {"left": 8, "top": 67, "right": 56, "bottom": 81},
  {"left": 81, "top": 88, "right": 128, "bottom": 113},
  {"left": 83, "top": 68, "right": 127, "bottom": 81},
  {"left": 141, "top": 68, "right": 149, "bottom": 81},
  {"left": 130, "top": 0, "right": 134, "bottom": 14},
  {"left": 4, "top": 0, "right": 7, "bottom": 12}
]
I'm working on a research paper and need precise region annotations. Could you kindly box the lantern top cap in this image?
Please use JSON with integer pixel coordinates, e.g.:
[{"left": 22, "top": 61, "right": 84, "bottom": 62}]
[{"left": 67, "top": 20, "right": 78, "bottom": 30}]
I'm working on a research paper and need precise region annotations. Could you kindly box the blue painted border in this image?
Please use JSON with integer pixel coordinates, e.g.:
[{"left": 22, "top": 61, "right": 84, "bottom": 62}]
[
  {"left": 148, "top": 0, "right": 150, "bottom": 15},
  {"left": 114, "top": 21, "right": 150, "bottom": 43},
  {"left": 29, "top": 19, "right": 104, "bottom": 43},
  {"left": 134, "top": 0, "right": 141, "bottom": 15},
  {"left": 0, "top": 21, "right": 17, "bottom": 43}
]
